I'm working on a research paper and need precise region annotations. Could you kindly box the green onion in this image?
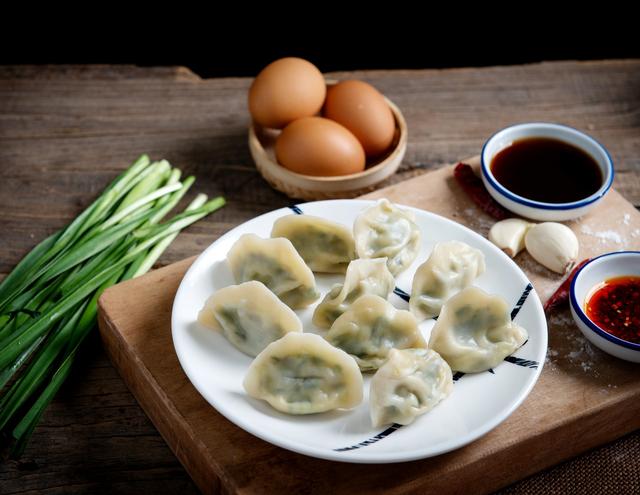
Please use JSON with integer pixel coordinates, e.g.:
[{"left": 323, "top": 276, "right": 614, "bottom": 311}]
[{"left": 0, "top": 155, "right": 225, "bottom": 456}]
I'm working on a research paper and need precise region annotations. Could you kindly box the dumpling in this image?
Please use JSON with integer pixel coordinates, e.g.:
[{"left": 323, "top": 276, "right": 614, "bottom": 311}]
[
  {"left": 353, "top": 199, "right": 421, "bottom": 275},
  {"left": 227, "top": 234, "right": 319, "bottom": 309},
  {"left": 243, "top": 333, "right": 363, "bottom": 414},
  {"left": 370, "top": 348, "right": 453, "bottom": 427},
  {"left": 271, "top": 214, "right": 356, "bottom": 273},
  {"left": 428, "top": 286, "right": 528, "bottom": 373},
  {"left": 312, "top": 258, "right": 395, "bottom": 329},
  {"left": 326, "top": 295, "right": 426, "bottom": 371},
  {"left": 197, "top": 281, "right": 302, "bottom": 357},
  {"left": 410, "top": 240, "right": 485, "bottom": 321}
]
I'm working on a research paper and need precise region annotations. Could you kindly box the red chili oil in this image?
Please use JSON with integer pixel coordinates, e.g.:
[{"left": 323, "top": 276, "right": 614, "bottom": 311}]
[{"left": 585, "top": 276, "right": 640, "bottom": 343}]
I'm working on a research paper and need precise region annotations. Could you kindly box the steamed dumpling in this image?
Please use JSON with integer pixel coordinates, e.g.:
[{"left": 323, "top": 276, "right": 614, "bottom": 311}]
[
  {"left": 197, "top": 281, "right": 302, "bottom": 357},
  {"left": 429, "top": 287, "right": 528, "bottom": 373},
  {"left": 271, "top": 214, "right": 356, "bottom": 273},
  {"left": 370, "top": 348, "right": 453, "bottom": 427},
  {"left": 353, "top": 199, "right": 421, "bottom": 275},
  {"left": 243, "top": 333, "right": 363, "bottom": 414},
  {"left": 227, "top": 233, "right": 319, "bottom": 309},
  {"left": 410, "top": 240, "right": 485, "bottom": 321},
  {"left": 312, "top": 258, "right": 395, "bottom": 329},
  {"left": 326, "top": 295, "right": 426, "bottom": 371}
]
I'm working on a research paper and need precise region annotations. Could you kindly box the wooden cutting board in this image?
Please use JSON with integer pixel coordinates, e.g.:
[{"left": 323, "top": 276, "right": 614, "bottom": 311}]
[{"left": 97, "top": 156, "right": 640, "bottom": 495}]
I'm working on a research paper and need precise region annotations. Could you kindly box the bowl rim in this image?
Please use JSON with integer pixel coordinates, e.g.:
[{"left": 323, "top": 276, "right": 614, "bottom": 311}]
[
  {"left": 480, "top": 122, "right": 615, "bottom": 211},
  {"left": 248, "top": 93, "right": 407, "bottom": 184},
  {"left": 569, "top": 250, "right": 640, "bottom": 351}
]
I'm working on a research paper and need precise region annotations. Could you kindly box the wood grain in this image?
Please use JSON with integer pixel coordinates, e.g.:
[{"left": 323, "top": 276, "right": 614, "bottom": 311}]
[{"left": 1, "top": 61, "right": 639, "bottom": 494}]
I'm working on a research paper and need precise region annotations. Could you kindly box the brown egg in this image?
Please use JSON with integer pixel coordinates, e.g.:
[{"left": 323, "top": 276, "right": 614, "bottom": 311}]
[
  {"left": 275, "top": 117, "right": 366, "bottom": 177},
  {"left": 323, "top": 80, "right": 396, "bottom": 157},
  {"left": 249, "top": 58, "right": 326, "bottom": 129}
]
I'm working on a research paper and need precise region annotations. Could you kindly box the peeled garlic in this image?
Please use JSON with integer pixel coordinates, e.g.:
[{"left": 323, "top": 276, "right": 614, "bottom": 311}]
[
  {"left": 489, "top": 218, "right": 533, "bottom": 258},
  {"left": 524, "top": 222, "right": 579, "bottom": 274}
]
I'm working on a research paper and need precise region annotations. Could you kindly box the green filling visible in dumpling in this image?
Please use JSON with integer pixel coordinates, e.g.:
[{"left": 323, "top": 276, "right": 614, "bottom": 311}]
[
  {"left": 279, "top": 286, "right": 320, "bottom": 309},
  {"left": 216, "top": 305, "right": 292, "bottom": 357},
  {"left": 264, "top": 354, "right": 345, "bottom": 407},
  {"left": 287, "top": 229, "right": 352, "bottom": 268},
  {"left": 238, "top": 253, "right": 296, "bottom": 290},
  {"left": 344, "top": 284, "right": 364, "bottom": 304},
  {"left": 237, "top": 253, "right": 318, "bottom": 308},
  {"left": 330, "top": 317, "right": 407, "bottom": 367},
  {"left": 217, "top": 307, "right": 248, "bottom": 342}
]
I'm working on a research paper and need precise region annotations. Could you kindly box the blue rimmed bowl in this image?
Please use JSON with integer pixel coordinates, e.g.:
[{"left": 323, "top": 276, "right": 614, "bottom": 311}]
[
  {"left": 570, "top": 251, "right": 640, "bottom": 363},
  {"left": 481, "top": 123, "right": 614, "bottom": 221}
]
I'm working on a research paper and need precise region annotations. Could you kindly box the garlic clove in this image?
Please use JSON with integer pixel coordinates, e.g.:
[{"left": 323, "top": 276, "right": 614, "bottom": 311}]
[
  {"left": 489, "top": 218, "right": 534, "bottom": 258},
  {"left": 524, "top": 222, "right": 579, "bottom": 274}
]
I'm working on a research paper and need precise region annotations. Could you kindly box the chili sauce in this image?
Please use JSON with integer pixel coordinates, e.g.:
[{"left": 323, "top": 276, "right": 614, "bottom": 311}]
[{"left": 585, "top": 276, "right": 640, "bottom": 344}]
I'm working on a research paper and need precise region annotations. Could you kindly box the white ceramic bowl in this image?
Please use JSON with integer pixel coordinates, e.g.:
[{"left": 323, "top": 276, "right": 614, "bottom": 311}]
[
  {"left": 481, "top": 123, "right": 614, "bottom": 221},
  {"left": 570, "top": 251, "right": 640, "bottom": 363}
]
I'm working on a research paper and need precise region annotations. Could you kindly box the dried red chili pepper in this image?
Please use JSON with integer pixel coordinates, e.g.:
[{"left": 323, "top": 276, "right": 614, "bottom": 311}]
[
  {"left": 453, "top": 163, "right": 510, "bottom": 220},
  {"left": 544, "top": 258, "right": 591, "bottom": 314}
]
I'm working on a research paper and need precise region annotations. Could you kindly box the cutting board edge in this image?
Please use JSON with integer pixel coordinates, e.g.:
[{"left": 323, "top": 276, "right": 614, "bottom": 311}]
[{"left": 98, "top": 293, "right": 227, "bottom": 495}]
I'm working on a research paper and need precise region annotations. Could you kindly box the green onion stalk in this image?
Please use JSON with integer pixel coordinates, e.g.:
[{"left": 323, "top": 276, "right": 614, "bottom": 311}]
[{"left": 0, "top": 155, "right": 225, "bottom": 457}]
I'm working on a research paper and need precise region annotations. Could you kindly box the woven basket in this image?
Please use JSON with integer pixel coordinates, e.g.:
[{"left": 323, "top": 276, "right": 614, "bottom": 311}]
[{"left": 249, "top": 94, "right": 407, "bottom": 201}]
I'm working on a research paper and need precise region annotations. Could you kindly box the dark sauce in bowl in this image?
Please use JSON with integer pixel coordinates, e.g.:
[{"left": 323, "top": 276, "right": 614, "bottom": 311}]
[{"left": 490, "top": 137, "right": 603, "bottom": 203}]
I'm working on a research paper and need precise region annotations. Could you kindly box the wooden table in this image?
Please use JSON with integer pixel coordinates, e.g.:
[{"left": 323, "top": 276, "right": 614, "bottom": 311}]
[{"left": 1, "top": 60, "right": 639, "bottom": 494}]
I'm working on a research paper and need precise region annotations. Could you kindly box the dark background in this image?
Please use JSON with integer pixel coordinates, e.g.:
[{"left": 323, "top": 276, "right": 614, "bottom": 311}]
[
  {"left": 144, "top": 41, "right": 638, "bottom": 79},
  {"left": 3, "top": 13, "right": 638, "bottom": 78}
]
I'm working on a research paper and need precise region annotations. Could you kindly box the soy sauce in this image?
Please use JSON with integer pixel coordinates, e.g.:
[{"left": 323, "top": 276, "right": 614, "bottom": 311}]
[{"left": 491, "top": 137, "right": 603, "bottom": 203}]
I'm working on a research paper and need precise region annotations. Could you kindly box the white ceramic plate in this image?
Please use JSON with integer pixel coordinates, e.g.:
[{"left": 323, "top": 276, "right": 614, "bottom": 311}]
[{"left": 172, "top": 200, "right": 547, "bottom": 463}]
